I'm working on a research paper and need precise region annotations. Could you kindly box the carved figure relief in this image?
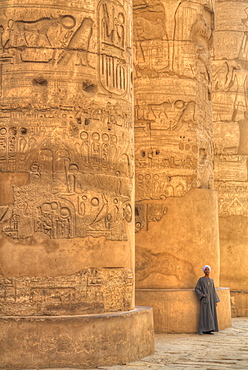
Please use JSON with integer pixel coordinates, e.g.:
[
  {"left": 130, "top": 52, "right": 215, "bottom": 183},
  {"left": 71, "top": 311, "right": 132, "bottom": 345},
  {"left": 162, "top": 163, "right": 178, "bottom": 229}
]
[
  {"left": 135, "top": 99, "right": 196, "bottom": 131},
  {"left": 58, "top": 18, "right": 94, "bottom": 67},
  {"left": 135, "top": 246, "right": 196, "bottom": 287},
  {"left": 0, "top": 14, "right": 93, "bottom": 65},
  {"left": 0, "top": 3, "right": 134, "bottom": 241}
]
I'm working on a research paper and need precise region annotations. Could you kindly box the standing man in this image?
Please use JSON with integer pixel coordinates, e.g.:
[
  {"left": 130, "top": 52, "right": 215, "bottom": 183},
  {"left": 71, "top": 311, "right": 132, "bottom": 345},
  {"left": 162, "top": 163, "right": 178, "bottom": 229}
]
[{"left": 195, "top": 265, "right": 220, "bottom": 335}]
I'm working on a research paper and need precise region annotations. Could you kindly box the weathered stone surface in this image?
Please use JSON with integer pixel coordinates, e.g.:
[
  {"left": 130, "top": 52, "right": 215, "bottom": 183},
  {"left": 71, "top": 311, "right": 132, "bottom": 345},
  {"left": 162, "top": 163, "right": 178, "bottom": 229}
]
[
  {"left": 22, "top": 318, "right": 248, "bottom": 369},
  {"left": 134, "top": 0, "right": 216, "bottom": 277},
  {"left": 230, "top": 290, "right": 248, "bottom": 317},
  {"left": 136, "top": 287, "right": 231, "bottom": 334},
  {"left": 134, "top": 0, "right": 214, "bottom": 198},
  {"left": 213, "top": 0, "right": 248, "bottom": 316},
  {"left": 0, "top": 306, "right": 154, "bottom": 369},
  {"left": 133, "top": 0, "right": 232, "bottom": 333},
  {"left": 0, "top": 0, "right": 155, "bottom": 368},
  {"left": 0, "top": 268, "right": 133, "bottom": 316},
  {"left": 0, "top": 0, "right": 134, "bottom": 315},
  {"left": 94, "top": 318, "right": 248, "bottom": 369},
  {"left": 135, "top": 189, "right": 220, "bottom": 289}
]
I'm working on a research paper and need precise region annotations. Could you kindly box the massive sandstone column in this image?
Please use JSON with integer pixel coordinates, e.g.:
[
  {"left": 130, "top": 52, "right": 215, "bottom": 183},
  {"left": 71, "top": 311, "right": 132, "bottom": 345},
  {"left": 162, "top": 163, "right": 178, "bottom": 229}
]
[
  {"left": 0, "top": 0, "right": 154, "bottom": 368},
  {"left": 213, "top": 0, "right": 248, "bottom": 317},
  {"left": 134, "top": 0, "right": 231, "bottom": 333}
]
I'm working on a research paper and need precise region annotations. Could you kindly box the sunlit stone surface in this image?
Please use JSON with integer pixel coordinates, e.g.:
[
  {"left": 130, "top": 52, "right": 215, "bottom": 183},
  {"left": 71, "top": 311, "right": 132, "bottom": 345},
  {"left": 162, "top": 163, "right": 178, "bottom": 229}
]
[
  {"left": 0, "top": 0, "right": 154, "bottom": 367},
  {"left": 213, "top": 0, "right": 248, "bottom": 317},
  {"left": 133, "top": 0, "right": 231, "bottom": 333}
]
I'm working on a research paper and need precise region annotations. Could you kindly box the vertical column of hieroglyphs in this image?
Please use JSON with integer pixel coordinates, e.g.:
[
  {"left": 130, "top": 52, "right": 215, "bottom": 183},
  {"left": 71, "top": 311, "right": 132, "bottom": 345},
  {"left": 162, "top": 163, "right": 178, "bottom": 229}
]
[
  {"left": 134, "top": 0, "right": 218, "bottom": 289},
  {"left": 0, "top": 0, "right": 134, "bottom": 315},
  {"left": 213, "top": 1, "right": 248, "bottom": 314}
]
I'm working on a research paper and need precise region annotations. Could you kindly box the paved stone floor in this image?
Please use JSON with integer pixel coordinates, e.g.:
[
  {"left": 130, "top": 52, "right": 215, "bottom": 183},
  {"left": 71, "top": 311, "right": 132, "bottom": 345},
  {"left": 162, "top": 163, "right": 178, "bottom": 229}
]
[
  {"left": 29, "top": 318, "right": 248, "bottom": 370},
  {"left": 96, "top": 318, "right": 248, "bottom": 370}
]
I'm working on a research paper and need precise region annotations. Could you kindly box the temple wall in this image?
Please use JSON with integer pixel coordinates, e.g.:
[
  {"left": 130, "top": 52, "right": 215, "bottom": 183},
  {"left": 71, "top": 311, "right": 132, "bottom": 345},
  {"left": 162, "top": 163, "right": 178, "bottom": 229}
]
[{"left": 213, "top": 0, "right": 248, "bottom": 316}]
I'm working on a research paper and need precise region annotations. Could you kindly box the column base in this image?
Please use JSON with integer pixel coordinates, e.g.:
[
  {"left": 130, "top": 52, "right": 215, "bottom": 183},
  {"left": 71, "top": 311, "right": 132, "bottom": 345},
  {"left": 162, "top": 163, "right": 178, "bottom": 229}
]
[
  {"left": 136, "top": 288, "right": 231, "bottom": 333},
  {"left": 230, "top": 290, "right": 248, "bottom": 317},
  {"left": 0, "top": 306, "right": 154, "bottom": 369}
]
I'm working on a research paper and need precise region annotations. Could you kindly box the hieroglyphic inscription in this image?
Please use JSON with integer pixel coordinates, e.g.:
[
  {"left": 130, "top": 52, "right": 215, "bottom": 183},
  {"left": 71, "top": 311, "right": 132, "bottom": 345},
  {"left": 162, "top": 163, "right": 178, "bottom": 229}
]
[
  {"left": 0, "top": 126, "right": 133, "bottom": 241},
  {"left": 134, "top": 0, "right": 214, "bottom": 202},
  {"left": 0, "top": 0, "right": 134, "bottom": 319},
  {"left": 0, "top": 268, "right": 134, "bottom": 315},
  {"left": 98, "top": 0, "right": 131, "bottom": 95},
  {"left": 133, "top": 0, "right": 169, "bottom": 73},
  {"left": 0, "top": 14, "right": 93, "bottom": 65},
  {"left": 213, "top": 3, "right": 248, "bottom": 217},
  {"left": 0, "top": 2, "right": 134, "bottom": 242},
  {"left": 135, "top": 202, "right": 167, "bottom": 233},
  {"left": 216, "top": 182, "right": 248, "bottom": 217}
]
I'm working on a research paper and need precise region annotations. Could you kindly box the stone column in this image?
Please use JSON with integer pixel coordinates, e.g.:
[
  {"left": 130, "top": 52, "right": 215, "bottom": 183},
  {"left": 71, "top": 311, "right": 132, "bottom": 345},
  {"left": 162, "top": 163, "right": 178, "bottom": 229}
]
[
  {"left": 213, "top": 0, "right": 248, "bottom": 317},
  {"left": 0, "top": 0, "right": 154, "bottom": 368},
  {"left": 133, "top": 0, "right": 231, "bottom": 333}
]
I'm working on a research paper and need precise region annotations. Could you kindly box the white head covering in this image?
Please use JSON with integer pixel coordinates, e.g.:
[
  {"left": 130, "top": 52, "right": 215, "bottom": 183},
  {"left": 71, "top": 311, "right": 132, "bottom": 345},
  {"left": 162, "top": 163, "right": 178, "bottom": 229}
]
[{"left": 202, "top": 265, "right": 211, "bottom": 272}]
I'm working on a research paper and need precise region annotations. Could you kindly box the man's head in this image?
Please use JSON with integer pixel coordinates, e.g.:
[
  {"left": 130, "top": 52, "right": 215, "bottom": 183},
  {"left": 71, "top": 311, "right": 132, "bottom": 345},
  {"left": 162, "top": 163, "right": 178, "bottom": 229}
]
[{"left": 202, "top": 265, "right": 211, "bottom": 276}]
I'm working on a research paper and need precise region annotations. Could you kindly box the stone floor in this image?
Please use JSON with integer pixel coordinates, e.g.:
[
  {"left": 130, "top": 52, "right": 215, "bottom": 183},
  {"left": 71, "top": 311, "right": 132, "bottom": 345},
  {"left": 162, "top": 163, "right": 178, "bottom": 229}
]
[
  {"left": 27, "top": 318, "right": 248, "bottom": 370},
  {"left": 96, "top": 318, "right": 248, "bottom": 370}
]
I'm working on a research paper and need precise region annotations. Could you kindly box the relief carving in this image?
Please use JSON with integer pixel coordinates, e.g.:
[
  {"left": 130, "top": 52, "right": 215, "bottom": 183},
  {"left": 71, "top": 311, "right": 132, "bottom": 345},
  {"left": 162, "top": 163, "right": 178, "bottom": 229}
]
[
  {"left": 11, "top": 18, "right": 60, "bottom": 47},
  {"left": 136, "top": 246, "right": 196, "bottom": 286},
  {"left": 135, "top": 202, "right": 167, "bottom": 232},
  {"left": 213, "top": 5, "right": 248, "bottom": 218},
  {"left": 135, "top": 99, "right": 196, "bottom": 131},
  {"left": 173, "top": 2, "right": 213, "bottom": 80},
  {"left": 1, "top": 154, "right": 132, "bottom": 241},
  {"left": 0, "top": 3, "right": 133, "bottom": 241},
  {"left": 216, "top": 182, "right": 248, "bottom": 217},
  {"left": 98, "top": 0, "right": 130, "bottom": 95},
  {"left": 0, "top": 14, "right": 93, "bottom": 66},
  {"left": 133, "top": 0, "right": 169, "bottom": 73},
  {"left": 58, "top": 18, "right": 94, "bottom": 67},
  {"left": 134, "top": 0, "right": 213, "bottom": 202},
  {"left": 0, "top": 268, "right": 134, "bottom": 315},
  {"left": 0, "top": 1, "right": 134, "bottom": 320},
  {"left": 238, "top": 112, "right": 248, "bottom": 155},
  {"left": 239, "top": 7, "right": 248, "bottom": 62}
]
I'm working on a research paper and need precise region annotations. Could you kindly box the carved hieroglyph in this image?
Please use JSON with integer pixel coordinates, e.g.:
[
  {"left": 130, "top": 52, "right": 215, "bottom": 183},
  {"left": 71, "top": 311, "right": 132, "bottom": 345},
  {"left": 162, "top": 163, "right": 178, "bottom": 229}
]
[
  {"left": 134, "top": 0, "right": 214, "bottom": 203},
  {"left": 0, "top": 0, "right": 134, "bottom": 315},
  {"left": 213, "top": 1, "right": 248, "bottom": 294},
  {"left": 213, "top": 2, "right": 248, "bottom": 218},
  {"left": 134, "top": 0, "right": 218, "bottom": 288}
]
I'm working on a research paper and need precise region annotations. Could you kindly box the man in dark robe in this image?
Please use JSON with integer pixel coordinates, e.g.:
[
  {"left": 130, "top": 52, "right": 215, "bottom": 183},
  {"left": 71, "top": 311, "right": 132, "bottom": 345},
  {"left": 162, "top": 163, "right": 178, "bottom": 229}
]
[{"left": 195, "top": 265, "right": 220, "bottom": 335}]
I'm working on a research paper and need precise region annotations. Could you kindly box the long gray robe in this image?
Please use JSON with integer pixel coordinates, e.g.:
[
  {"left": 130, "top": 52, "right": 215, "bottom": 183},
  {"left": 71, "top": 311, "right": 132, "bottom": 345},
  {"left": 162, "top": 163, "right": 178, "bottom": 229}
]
[{"left": 195, "top": 276, "right": 220, "bottom": 333}]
